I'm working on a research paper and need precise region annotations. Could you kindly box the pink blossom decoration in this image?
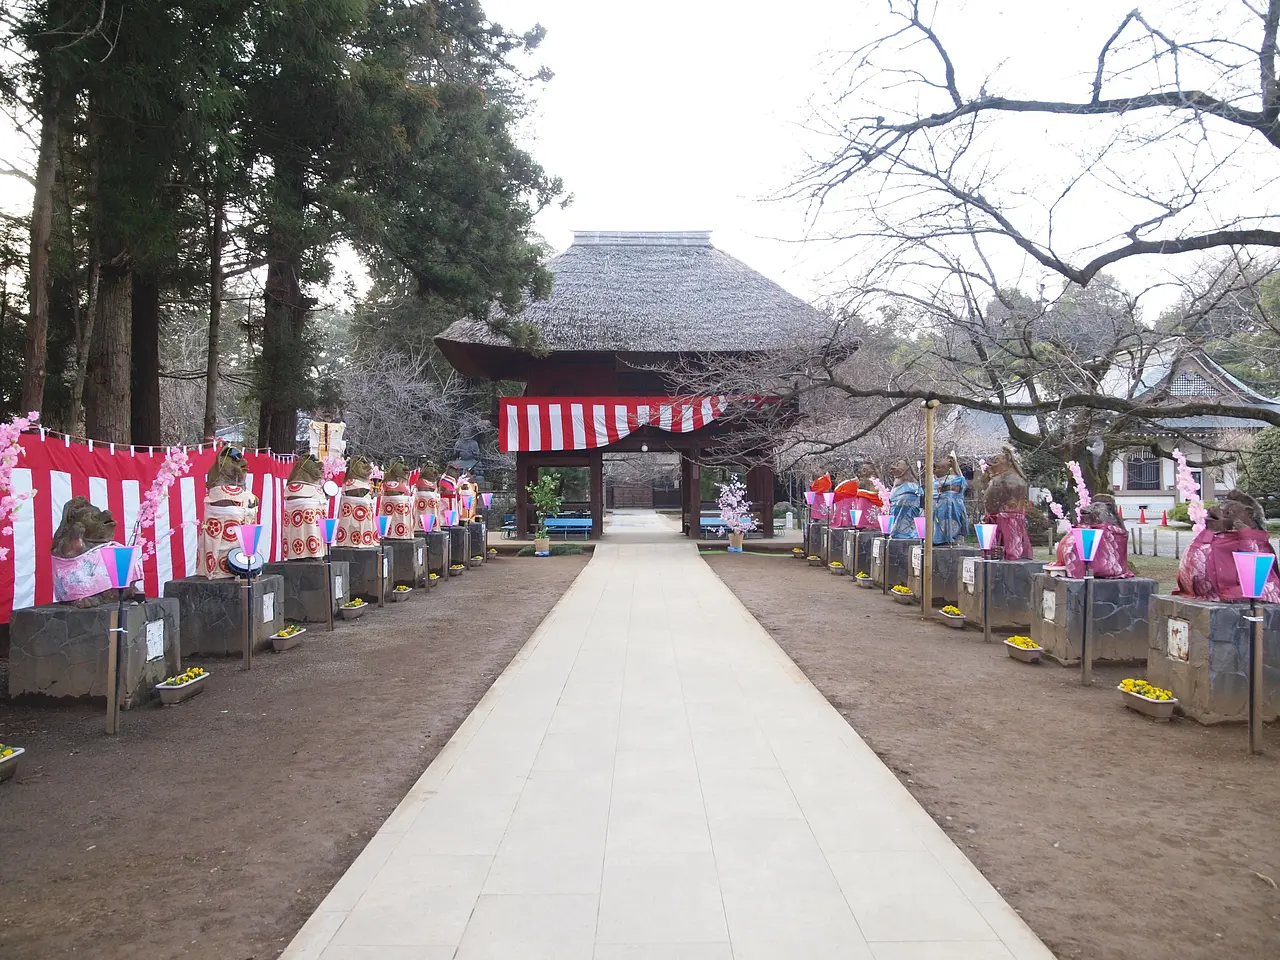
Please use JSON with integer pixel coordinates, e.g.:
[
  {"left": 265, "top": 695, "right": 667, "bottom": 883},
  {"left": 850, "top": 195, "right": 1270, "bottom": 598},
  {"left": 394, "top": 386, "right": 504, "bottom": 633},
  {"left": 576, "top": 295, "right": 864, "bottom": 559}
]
[
  {"left": 321, "top": 452, "right": 347, "bottom": 481},
  {"left": 130, "top": 447, "right": 194, "bottom": 556},
  {"left": 978, "top": 459, "right": 989, "bottom": 474},
  {"left": 870, "top": 476, "right": 892, "bottom": 504},
  {"left": 0, "top": 411, "right": 40, "bottom": 563},
  {"left": 1172, "top": 448, "right": 1207, "bottom": 534},
  {"left": 1066, "top": 460, "right": 1092, "bottom": 522}
]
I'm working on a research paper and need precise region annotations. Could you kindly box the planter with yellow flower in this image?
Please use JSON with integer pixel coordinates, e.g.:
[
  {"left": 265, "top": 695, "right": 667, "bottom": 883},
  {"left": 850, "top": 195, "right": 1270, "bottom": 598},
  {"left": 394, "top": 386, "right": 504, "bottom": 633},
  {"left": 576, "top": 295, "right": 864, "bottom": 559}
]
[
  {"left": 155, "top": 666, "right": 209, "bottom": 705},
  {"left": 792, "top": 547, "right": 806, "bottom": 559},
  {"left": 828, "top": 560, "right": 845, "bottom": 576},
  {"left": 428, "top": 572, "right": 440, "bottom": 583},
  {"left": 340, "top": 597, "right": 368, "bottom": 621},
  {"left": 450, "top": 562, "right": 467, "bottom": 575},
  {"left": 270, "top": 624, "right": 306, "bottom": 652},
  {"left": 891, "top": 584, "right": 915, "bottom": 605},
  {"left": 807, "top": 554, "right": 824, "bottom": 567},
  {"left": 938, "top": 604, "right": 965, "bottom": 629},
  {"left": 855, "top": 571, "right": 876, "bottom": 588},
  {"left": 0, "top": 744, "right": 25, "bottom": 783},
  {"left": 390, "top": 584, "right": 414, "bottom": 603},
  {"left": 1004, "top": 635, "right": 1043, "bottom": 663},
  {"left": 1118, "top": 678, "right": 1178, "bottom": 721}
]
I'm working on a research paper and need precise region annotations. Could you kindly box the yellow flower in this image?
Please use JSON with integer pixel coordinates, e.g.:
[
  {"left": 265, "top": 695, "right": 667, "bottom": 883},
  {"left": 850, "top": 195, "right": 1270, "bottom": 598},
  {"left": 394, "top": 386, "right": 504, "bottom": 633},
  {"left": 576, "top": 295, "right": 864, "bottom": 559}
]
[
  {"left": 941, "top": 605, "right": 961, "bottom": 616},
  {"left": 1006, "top": 636, "right": 1039, "bottom": 649},
  {"left": 891, "top": 584, "right": 912, "bottom": 595}
]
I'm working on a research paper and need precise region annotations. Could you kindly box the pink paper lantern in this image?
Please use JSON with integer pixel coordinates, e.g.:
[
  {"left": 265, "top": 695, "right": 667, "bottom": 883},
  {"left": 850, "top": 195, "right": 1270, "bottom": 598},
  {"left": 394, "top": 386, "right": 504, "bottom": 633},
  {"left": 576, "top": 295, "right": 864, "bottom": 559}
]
[
  {"left": 974, "top": 523, "right": 997, "bottom": 551},
  {"left": 323, "top": 518, "right": 339, "bottom": 545},
  {"left": 878, "top": 514, "right": 891, "bottom": 535},
  {"left": 804, "top": 491, "right": 816, "bottom": 506},
  {"left": 850, "top": 509, "right": 862, "bottom": 528},
  {"left": 914, "top": 515, "right": 926, "bottom": 539},
  {"left": 822, "top": 491, "right": 835, "bottom": 506},
  {"left": 1072, "top": 526, "right": 1102, "bottom": 564},
  {"left": 235, "top": 524, "right": 263, "bottom": 560},
  {"left": 377, "top": 515, "right": 391, "bottom": 538},
  {"left": 104, "top": 545, "right": 139, "bottom": 591},
  {"left": 421, "top": 513, "right": 437, "bottom": 533},
  {"left": 481, "top": 492, "right": 493, "bottom": 508},
  {"left": 1233, "top": 551, "right": 1276, "bottom": 600}
]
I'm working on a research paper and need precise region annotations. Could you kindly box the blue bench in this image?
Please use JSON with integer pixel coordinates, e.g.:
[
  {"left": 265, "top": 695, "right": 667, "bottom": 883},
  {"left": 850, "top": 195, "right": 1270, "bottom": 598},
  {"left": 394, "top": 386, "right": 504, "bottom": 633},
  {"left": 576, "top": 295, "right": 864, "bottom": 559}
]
[
  {"left": 545, "top": 517, "right": 593, "bottom": 540},
  {"left": 502, "top": 513, "right": 517, "bottom": 539}
]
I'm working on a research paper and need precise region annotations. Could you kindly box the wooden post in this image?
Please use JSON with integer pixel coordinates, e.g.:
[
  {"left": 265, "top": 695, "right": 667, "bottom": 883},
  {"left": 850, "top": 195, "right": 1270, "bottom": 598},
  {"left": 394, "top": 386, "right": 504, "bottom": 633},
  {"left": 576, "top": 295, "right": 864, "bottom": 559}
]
[
  {"left": 242, "top": 576, "right": 253, "bottom": 671},
  {"left": 1250, "top": 599, "right": 1265, "bottom": 754},
  {"left": 590, "top": 449, "right": 604, "bottom": 539},
  {"left": 1081, "top": 562, "right": 1094, "bottom": 685},
  {"left": 106, "top": 599, "right": 123, "bottom": 735},
  {"left": 685, "top": 453, "right": 701, "bottom": 539},
  {"left": 515, "top": 453, "right": 531, "bottom": 539},
  {"left": 922, "top": 400, "right": 938, "bottom": 617}
]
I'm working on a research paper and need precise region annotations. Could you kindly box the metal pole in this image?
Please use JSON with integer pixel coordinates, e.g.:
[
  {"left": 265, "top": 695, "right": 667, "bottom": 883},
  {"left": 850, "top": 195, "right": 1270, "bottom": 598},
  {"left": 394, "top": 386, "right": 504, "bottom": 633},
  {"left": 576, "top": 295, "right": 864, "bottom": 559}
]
[
  {"left": 324, "top": 546, "right": 335, "bottom": 632},
  {"left": 1081, "top": 560, "right": 1094, "bottom": 685},
  {"left": 981, "top": 551, "right": 991, "bottom": 643},
  {"left": 881, "top": 536, "right": 890, "bottom": 595},
  {"left": 1250, "top": 598, "right": 1265, "bottom": 754},
  {"left": 242, "top": 571, "right": 254, "bottom": 671},
  {"left": 378, "top": 541, "right": 387, "bottom": 608},
  {"left": 922, "top": 400, "right": 937, "bottom": 617},
  {"left": 106, "top": 590, "right": 125, "bottom": 735}
]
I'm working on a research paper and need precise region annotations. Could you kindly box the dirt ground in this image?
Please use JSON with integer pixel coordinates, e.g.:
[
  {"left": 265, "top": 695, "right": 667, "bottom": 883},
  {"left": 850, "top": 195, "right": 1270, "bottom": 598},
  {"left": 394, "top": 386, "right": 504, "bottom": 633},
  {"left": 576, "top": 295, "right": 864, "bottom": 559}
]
[
  {"left": 0, "top": 555, "right": 587, "bottom": 960},
  {"left": 705, "top": 552, "right": 1280, "bottom": 960}
]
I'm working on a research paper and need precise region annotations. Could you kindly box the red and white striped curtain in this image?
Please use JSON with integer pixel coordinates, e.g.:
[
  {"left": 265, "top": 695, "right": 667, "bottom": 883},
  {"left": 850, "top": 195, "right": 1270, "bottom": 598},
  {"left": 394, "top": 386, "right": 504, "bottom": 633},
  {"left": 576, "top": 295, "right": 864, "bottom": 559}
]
[
  {"left": 499, "top": 396, "right": 728, "bottom": 453},
  {"left": 0, "top": 433, "right": 295, "bottom": 624}
]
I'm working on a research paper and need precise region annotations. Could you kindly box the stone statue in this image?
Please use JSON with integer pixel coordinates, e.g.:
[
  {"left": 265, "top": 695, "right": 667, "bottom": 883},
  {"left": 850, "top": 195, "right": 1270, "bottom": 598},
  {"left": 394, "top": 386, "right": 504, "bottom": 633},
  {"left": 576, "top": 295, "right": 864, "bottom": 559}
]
[
  {"left": 1054, "top": 495, "right": 1132, "bottom": 578},
  {"left": 414, "top": 464, "right": 442, "bottom": 531},
  {"left": 831, "top": 478, "right": 859, "bottom": 528},
  {"left": 379, "top": 459, "right": 416, "bottom": 540},
  {"left": 457, "top": 475, "right": 479, "bottom": 522},
  {"left": 887, "top": 459, "right": 923, "bottom": 539},
  {"left": 199, "top": 448, "right": 260, "bottom": 578},
  {"left": 336, "top": 456, "right": 379, "bottom": 548},
  {"left": 1176, "top": 490, "right": 1280, "bottom": 601},
  {"left": 932, "top": 455, "right": 969, "bottom": 546},
  {"left": 51, "top": 497, "right": 140, "bottom": 606},
  {"left": 283, "top": 455, "right": 327, "bottom": 560},
  {"left": 850, "top": 461, "right": 883, "bottom": 530},
  {"left": 438, "top": 470, "right": 459, "bottom": 523},
  {"left": 979, "top": 447, "right": 1033, "bottom": 560}
]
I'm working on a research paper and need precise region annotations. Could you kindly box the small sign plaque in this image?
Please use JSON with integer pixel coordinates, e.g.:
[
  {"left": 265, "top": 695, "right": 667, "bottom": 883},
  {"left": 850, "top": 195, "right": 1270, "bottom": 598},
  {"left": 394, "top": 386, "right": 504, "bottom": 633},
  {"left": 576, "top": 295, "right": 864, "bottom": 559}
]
[
  {"left": 262, "top": 592, "right": 275, "bottom": 624},
  {"left": 145, "top": 620, "right": 165, "bottom": 661},
  {"left": 1042, "top": 590, "right": 1056, "bottom": 623},
  {"left": 872, "top": 539, "right": 882, "bottom": 558},
  {"left": 1167, "top": 618, "right": 1190, "bottom": 661},
  {"left": 911, "top": 546, "right": 922, "bottom": 576},
  {"left": 962, "top": 557, "right": 976, "bottom": 587},
  {"left": 334, "top": 575, "right": 344, "bottom": 599}
]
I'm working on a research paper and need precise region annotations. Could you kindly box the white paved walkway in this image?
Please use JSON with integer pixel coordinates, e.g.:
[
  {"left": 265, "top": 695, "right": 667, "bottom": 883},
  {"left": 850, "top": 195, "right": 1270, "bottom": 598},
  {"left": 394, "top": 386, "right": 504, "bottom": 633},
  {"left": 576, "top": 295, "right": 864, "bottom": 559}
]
[{"left": 283, "top": 543, "right": 1054, "bottom": 960}]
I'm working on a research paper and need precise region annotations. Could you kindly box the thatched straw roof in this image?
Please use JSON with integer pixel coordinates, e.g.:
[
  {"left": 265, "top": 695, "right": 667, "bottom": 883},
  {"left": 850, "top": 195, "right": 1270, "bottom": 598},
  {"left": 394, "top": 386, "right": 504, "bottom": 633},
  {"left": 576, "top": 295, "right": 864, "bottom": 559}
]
[{"left": 436, "top": 231, "right": 825, "bottom": 358}]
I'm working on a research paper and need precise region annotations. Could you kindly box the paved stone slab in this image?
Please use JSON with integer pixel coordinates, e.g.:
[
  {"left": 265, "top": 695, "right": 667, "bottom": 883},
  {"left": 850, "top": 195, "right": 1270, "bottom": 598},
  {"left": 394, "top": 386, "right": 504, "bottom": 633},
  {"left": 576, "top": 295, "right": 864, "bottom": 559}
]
[{"left": 280, "top": 540, "right": 1054, "bottom": 960}]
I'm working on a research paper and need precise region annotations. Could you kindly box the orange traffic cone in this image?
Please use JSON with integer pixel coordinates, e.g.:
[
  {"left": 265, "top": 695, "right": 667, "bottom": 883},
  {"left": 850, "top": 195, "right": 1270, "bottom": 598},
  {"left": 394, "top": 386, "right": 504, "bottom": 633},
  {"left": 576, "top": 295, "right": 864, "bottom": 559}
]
[
  {"left": 1161, "top": 510, "right": 1169, "bottom": 526},
  {"left": 1139, "top": 507, "right": 1147, "bottom": 524}
]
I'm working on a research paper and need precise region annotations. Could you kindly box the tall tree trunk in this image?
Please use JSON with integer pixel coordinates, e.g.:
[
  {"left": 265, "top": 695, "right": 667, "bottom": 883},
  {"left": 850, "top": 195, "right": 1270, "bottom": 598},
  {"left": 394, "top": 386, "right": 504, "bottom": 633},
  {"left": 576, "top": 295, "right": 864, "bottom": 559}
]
[
  {"left": 130, "top": 272, "right": 162, "bottom": 445},
  {"left": 21, "top": 78, "right": 61, "bottom": 415},
  {"left": 84, "top": 263, "right": 132, "bottom": 442},
  {"left": 67, "top": 260, "right": 100, "bottom": 433},
  {"left": 261, "top": 257, "right": 306, "bottom": 452},
  {"left": 203, "top": 197, "right": 224, "bottom": 440}
]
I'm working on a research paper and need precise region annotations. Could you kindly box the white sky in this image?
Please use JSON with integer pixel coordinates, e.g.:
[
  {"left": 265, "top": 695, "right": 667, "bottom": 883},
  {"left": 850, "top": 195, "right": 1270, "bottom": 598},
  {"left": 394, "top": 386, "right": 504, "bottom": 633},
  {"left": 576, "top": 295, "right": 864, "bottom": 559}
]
[{"left": 2, "top": 0, "right": 1271, "bottom": 315}]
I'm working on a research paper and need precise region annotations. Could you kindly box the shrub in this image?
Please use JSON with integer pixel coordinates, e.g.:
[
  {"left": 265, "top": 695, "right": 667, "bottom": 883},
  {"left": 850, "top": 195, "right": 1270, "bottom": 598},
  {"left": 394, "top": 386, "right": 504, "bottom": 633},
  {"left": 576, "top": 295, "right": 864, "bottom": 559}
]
[{"left": 516, "top": 543, "right": 584, "bottom": 557}]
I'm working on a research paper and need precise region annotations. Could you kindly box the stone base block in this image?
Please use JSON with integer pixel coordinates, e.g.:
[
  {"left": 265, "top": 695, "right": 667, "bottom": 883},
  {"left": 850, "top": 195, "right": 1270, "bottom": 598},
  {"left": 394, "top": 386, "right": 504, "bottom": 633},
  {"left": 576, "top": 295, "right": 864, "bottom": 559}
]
[
  {"left": 828, "top": 528, "right": 850, "bottom": 572},
  {"left": 164, "top": 575, "right": 285, "bottom": 657},
  {"left": 447, "top": 527, "right": 468, "bottom": 573},
  {"left": 384, "top": 539, "right": 426, "bottom": 586},
  {"left": 842, "top": 531, "right": 878, "bottom": 579},
  {"left": 907, "top": 546, "right": 982, "bottom": 606},
  {"left": 804, "top": 522, "right": 828, "bottom": 561},
  {"left": 1147, "top": 595, "right": 1280, "bottom": 724},
  {"left": 9, "top": 598, "right": 181, "bottom": 707},
  {"left": 261, "top": 560, "right": 349, "bottom": 623},
  {"left": 957, "top": 559, "right": 1041, "bottom": 632},
  {"left": 329, "top": 548, "right": 390, "bottom": 602},
  {"left": 871, "top": 537, "right": 919, "bottom": 591},
  {"left": 1031, "top": 575, "right": 1156, "bottom": 665},
  {"left": 468, "top": 522, "right": 488, "bottom": 565},
  {"left": 419, "top": 531, "right": 452, "bottom": 578}
]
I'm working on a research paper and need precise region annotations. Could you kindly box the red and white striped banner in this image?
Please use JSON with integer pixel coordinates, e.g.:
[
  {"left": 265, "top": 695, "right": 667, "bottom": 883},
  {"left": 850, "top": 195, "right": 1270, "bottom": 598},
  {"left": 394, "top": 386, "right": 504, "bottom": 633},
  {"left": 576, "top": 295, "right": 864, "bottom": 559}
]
[
  {"left": 499, "top": 396, "right": 728, "bottom": 453},
  {"left": 0, "top": 433, "right": 295, "bottom": 624}
]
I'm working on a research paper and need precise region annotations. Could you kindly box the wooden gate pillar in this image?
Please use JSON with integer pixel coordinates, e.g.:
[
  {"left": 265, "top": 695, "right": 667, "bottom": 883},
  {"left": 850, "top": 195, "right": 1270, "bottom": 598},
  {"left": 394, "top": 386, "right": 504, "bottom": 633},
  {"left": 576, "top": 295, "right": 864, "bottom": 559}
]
[{"left": 746, "top": 461, "right": 775, "bottom": 539}]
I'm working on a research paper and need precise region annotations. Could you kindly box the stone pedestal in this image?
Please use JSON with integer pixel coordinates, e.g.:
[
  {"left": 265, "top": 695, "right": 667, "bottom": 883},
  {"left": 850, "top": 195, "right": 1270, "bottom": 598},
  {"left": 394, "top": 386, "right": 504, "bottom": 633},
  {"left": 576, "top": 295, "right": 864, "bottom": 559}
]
[
  {"left": 1147, "top": 595, "right": 1280, "bottom": 724},
  {"left": 385, "top": 539, "right": 426, "bottom": 587},
  {"left": 165, "top": 575, "right": 284, "bottom": 657},
  {"left": 419, "top": 530, "right": 452, "bottom": 578},
  {"left": 907, "top": 546, "right": 982, "bottom": 606},
  {"left": 329, "top": 548, "right": 390, "bottom": 602},
  {"left": 828, "top": 529, "right": 851, "bottom": 573},
  {"left": 871, "top": 537, "right": 918, "bottom": 591},
  {"left": 843, "top": 531, "right": 878, "bottom": 579},
  {"left": 467, "top": 521, "right": 487, "bottom": 567},
  {"left": 9, "top": 598, "right": 181, "bottom": 707},
  {"left": 805, "top": 522, "right": 828, "bottom": 560},
  {"left": 957, "top": 559, "right": 1041, "bottom": 632},
  {"left": 447, "top": 526, "right": 467, "bottom": 573},
  {"left": 261, "top": 560, "right": 349, "bottom": 623},
  {"left": 1031, "top": 575, "right": 1156, "bottom": 666}
]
